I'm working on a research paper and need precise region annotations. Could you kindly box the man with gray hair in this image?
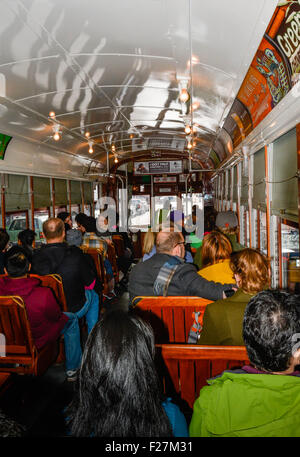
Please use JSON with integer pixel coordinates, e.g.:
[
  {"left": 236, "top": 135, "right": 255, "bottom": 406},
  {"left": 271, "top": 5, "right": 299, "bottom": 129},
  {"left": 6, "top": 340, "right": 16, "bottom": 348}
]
[{"left": 129, "top": 229, "right": 235, "bottom": 303}]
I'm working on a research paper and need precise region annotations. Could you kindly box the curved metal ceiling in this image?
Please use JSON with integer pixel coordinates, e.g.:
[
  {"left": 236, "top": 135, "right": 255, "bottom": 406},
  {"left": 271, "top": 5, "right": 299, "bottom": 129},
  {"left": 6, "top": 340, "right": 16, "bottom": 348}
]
[{"left": 0, "top": 0, "right": 278, "bottom": 171}]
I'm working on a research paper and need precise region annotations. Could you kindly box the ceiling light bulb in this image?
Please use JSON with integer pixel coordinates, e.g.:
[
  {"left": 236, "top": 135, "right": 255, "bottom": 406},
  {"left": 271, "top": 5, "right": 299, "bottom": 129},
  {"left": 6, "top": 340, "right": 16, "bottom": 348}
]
[
  {"left": 114, "top": 156, "right": 118, "bottom": 163},
  {"left": 184, "top": 125, "right": 191, "bottom": 135},
  {"left": 192, "top": 125, "right": 197, "bottom": 133},
  {"left": 85, "top": 132, "right": 90, "bottom": 138},
  {"left": 130, "top": 134, "right": 134, "bottom": 139},
  {"left": 49, "top": 111, "right": 56, "bottom": 118},
  {"left": 88, "top": 140, "right": 93, "bottom": 153},
  {"left": 53, "top": 131, "right": 61, "bottom": 141},
  {"left": 187, "top": 141, "right": 192, "bottom": 149},
  {"left": 179, "top": 88, "right": 190, "bottom": 103},
  {"left": 112, "top": 144, "right": 116, "bottom": 152}
]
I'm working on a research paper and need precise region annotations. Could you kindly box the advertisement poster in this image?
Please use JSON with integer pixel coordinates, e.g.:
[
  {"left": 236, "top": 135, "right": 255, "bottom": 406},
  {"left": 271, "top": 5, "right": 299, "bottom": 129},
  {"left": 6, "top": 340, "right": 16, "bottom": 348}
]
[
  {"left": 134, "top": 161, "right": 182, "bottom": 175},
  {"left": 224, "top": 0, "right": 299, "bottom": 149}
]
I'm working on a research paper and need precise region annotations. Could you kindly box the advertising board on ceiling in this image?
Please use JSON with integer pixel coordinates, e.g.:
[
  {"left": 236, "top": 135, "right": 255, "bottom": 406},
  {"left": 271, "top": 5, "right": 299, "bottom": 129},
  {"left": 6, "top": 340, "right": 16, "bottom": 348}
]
[{"left": 133, "top": 160, "right": 182, "bottom": 175}]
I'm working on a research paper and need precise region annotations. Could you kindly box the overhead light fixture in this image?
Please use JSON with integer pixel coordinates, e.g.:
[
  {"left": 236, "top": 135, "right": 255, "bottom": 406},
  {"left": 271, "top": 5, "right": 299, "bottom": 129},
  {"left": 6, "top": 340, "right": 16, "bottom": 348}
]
[
  {"left": 178, "top": 79, "right": 190, "bottom": 103},
  {"left": 88, "top": 140, "right": 94, "bottom": 154},
  {"left": 111, "top": 144, "right": 116, "bottom": 152},
  {"left": 85, "top": 131, "right": 90, "bottom": 138},
  {"left": 129, "top": 134, "right": 134, "bottom": 139},
  {"left": 114, "top": 156, "right": 119, "bottom": 163},
  {"left": 52, "top": 124, "right": 61, "bottom": 141},
  {"left": 49, "top": 111, "right": 56, "bottom": 119},
  {"left": 184, "top": 125, "right": 191, "bottom": 135}
]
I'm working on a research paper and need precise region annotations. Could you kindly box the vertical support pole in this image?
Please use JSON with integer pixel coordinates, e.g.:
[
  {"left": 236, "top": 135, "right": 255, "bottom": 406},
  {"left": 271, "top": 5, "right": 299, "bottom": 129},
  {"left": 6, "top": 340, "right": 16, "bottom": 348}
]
[
  {"left": 247, "top": 150, "right": 253, "bottom": 248},
  {"left": 278, "top": 217, "right": 282, "bottom": 289},
  {"left": 264, "top": 145, "right": 271, "bottom": 259},
  {"left": 80, "top": 182, "right": 85, "bottom": 213},
  {"left": 1, "top": 175, "right": 6, "bottom": 228},
  {"left": 50, "top": 178, "right": 55, "bottom": 217},
  {"left": 29, "top": 176, "right": 35, "bottom": 238},
  {"left": 297, "top": 123, "right": 300, "bottom": 254},
  {"left": 237, "top": 162, "right": 241, "bottom": 243},
  {"left": 67, "top": 180, "right": 72, "bottom": 215}
]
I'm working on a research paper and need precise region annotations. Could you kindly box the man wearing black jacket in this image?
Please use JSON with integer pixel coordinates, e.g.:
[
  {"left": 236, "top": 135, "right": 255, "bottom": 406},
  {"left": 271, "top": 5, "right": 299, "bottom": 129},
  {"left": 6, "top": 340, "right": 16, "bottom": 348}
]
[
  {"left": 31, "top": 218, "right": 98, "bottom": 325},
  {"left": 128, "top": 230, "right": 235, "bottom": 304}
]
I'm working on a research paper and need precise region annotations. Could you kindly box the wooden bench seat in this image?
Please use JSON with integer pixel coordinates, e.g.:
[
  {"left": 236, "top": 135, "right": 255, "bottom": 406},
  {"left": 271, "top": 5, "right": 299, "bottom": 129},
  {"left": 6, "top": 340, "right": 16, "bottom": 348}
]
[
  {"left": 0, "top": 295, "right": 59, "bottom": 376},
  {"left": 132, "top": 296, "right": 213, "bottom": 343},
  {"left": 155, "top": 344, "right": 249, "bottom": 410}
]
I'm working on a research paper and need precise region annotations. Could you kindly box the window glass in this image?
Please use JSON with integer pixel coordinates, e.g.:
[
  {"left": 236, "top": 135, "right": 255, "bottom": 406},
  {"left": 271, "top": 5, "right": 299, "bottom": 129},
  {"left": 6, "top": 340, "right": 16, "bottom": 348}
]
[
  {"left": 281, "top": 223, "right": 299, "bottom": 291},
  {"left": 129, "top": 195, "right": 150, "bottom": 230},
  {"left": 33, "top": 209, "right": 49, "bottom": 246},
  {"left": 6, "top": 211, "right": 27, "bottom": 245},
  {"left": 260, "top": 212, "right": 268, "bottom": 255}
]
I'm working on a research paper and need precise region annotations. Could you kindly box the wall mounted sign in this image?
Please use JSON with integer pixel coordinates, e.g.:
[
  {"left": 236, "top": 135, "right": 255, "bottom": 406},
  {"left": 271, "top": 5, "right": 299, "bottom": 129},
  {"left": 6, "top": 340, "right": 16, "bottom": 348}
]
[{"left": 134, "top": 160, "right": 182, "bottom": 175}]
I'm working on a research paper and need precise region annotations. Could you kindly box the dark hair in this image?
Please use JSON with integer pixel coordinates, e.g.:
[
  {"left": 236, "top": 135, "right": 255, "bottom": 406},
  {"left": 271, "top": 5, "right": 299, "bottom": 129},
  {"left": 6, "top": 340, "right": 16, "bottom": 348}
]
[
  {"left": 67, "top": 310, "right": 173, "bottom": 437},
  {"left": 4, "top": 246, "right": 30, "bottom": 277},
  {"left": 243, "top": 290, "right": 300, "bottom": 372},
  {"left": 57, "top": 212, "right": 70, "bottom": 222},
  {"left": 18, "top": 229, "right": 36, "bottom": 247},
  {"left": 0, "top": 229, "right": 9, "bottom": 252},
  {"left": 75, "top": 213, "right": 89, "bottom": 226}
]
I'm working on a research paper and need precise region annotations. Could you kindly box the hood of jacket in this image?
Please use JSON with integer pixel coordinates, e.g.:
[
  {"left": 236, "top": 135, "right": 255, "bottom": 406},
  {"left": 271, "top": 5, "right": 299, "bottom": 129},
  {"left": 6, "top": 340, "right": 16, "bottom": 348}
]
[
  {"left": 32, "top": 242, "right": 71, "bottom": 274},
  {"left": 198, "top": 371, "right": 300, "bottom": 436},
  {"left": 0, "top": 275, "right": 41, "bottom": 298}
]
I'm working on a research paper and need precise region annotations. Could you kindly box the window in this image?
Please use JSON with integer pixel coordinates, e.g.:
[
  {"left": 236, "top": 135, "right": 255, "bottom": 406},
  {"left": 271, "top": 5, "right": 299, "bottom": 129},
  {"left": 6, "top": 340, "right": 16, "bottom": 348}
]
[
  {"left": 129, "top": 195, "right": 150, "bottom": 230},
  {"left": 281, "top": 222, "right": 299, "bottom": 291},
  {"left": 260, "top": 211, "right": 267, "bottom": 255},
  {"left": 6, "top": 211, "right": 28, "bottom": 245}
]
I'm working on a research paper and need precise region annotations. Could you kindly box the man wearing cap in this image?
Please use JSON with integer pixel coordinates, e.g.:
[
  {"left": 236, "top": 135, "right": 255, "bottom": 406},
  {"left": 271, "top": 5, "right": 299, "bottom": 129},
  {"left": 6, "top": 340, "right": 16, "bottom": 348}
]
[{"left": 194, "top": 210, "right": 244, "bottom": 270}]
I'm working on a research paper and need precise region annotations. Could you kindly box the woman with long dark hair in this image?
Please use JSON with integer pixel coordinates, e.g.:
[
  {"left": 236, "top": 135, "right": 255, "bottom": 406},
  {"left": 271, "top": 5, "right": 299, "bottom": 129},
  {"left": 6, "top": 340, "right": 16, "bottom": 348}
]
[{"left": 66, "top": 310, "right": 188, "bottom": 437}]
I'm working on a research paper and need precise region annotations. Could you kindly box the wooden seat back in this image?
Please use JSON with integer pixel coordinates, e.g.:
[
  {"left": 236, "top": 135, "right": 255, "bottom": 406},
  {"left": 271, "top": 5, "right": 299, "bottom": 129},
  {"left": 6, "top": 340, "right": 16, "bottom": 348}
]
[
  {"left": 0, "top": 373, "right": 12, "bottom": 398},
  {"left": 112, "top": 235, "right": 125, "bottom": 257},
  {"left": 155, "top": 344, "right": 249, "bottom": 410},
  {"left": 0, "top": 295, "right": 58, "bottom": 375},
  {"left": 28, "top": 273, "right": 67, "bottom": 312},
  {"left": 132, "top": 296, "right": 212, "bottom": 343},
  {"left": 80, "top": 247, "right": 108, "bottom": 294},
  {"left": 107, "top": 242, "right": 119, "bottom": 282}
]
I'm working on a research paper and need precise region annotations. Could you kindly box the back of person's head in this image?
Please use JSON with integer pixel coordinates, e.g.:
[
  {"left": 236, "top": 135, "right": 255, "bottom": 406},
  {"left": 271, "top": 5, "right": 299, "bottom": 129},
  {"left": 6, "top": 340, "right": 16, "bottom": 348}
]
[
  {"left": 57, "top": 212, "right": 70, "bottom": 223},
  {"left": 42, "top": 218, "right": 64, "bottom": 240},
  {"left": 0, "top": 229, "right": 9, "bottom": 252},
  {"left": 230, "top": 248, "right": 270, "bottom": 294},
  {"left": 201, "top": 231, "right": 232, "bottom": 267},
  {"left": 216, "top": 210, "right": 239, "bottom": 235},
  {"left": 18, "top": 229, "right": 36, "bottom": 247},
  {"left": 156, "top": 229, "right": 183, "bottom": 254},
  {"left": 169, "top": 210, "right": 184, "bottom": 225},
  {"left": 243, "top": 290, "right": 300, "bottom": 373},
  {"left": 4, "top": 246, "right": 30, "bottom": 277},
  {"left": 75, "top": 213, "right": 89, "bottom": 226},
  {"left": 68, "top": 310, "right": 172, "bottom": 437},
  {"left": 66, "top": 229, "right": 82, "bottom": 247}
]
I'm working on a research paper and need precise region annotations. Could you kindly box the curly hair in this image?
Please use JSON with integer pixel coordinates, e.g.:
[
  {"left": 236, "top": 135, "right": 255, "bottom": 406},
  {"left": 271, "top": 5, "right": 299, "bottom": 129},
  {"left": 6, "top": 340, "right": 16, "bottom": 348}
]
[
  {"left": 230, "top": 248, "right": 270, "bottom": 294},
  {"left": 66, "top": 310, "right": 173, "bottom": 437}
]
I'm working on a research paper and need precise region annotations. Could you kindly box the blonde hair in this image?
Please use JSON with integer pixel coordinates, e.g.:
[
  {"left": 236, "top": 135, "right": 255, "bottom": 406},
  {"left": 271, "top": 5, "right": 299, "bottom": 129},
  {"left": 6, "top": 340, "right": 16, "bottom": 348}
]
[
  {"left": 201, "top": 231, "right": 232, "bottom": 267},
  {"left": 230, "top": 248, "right": 270, "bottom": 294},
  {"left": 142, "top": 230, "right": 157, "bottom": 255}
]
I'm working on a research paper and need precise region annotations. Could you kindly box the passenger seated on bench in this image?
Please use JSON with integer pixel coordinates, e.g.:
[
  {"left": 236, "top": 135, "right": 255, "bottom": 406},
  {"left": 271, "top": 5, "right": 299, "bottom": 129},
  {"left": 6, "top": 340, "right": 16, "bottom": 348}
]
[
  {"left": 18, "top": 228, "right": 36, "bottom": 262},
  {"left": 198, "top": 231, "right": 234, "bottom": 284},
  {"left": 66, "top": 310, "right": 189, "bottom": 437},
  {"left": 190, "top": 290, "right": 300, "bottom": 437},
  {"left": 129, "top": 229, "right": 235, "bottom": 303},
  {"left": 76, "top": 213, "right": 115, "bottom": 299},
  {"left": 0, "top": 246, "right": 82, "bottom": 381},
  {"left": 198, "top": 248, "right": 270, "bottom": 345}
]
